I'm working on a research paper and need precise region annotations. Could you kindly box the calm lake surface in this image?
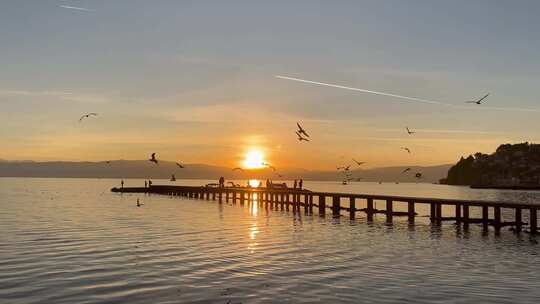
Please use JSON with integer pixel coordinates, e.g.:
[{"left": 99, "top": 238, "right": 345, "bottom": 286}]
[{"left": 1, "top": 178, "right": 540, "bottom": 303}]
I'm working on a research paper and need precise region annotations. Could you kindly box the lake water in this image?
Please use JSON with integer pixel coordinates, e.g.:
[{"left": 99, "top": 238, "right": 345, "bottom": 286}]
[{"left": 1, "top": 178, "right": 540, "bottom": 303}]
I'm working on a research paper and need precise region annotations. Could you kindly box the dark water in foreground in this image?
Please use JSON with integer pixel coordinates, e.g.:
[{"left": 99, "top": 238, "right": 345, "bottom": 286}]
[{"left": 1, "top": 178, "right": 540, "bottom": 303}]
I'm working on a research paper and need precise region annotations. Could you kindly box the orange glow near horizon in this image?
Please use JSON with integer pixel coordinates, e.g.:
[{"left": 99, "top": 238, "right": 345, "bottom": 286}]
[
  {"left": 248, "top": 179, "right": 262, "bottom": 187},
  {"left": 242, "top": 149, "right": 265, "bottom": 169}
]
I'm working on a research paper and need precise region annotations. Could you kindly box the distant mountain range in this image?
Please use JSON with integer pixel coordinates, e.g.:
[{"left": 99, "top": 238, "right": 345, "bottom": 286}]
[{"left": 0, "top": 160, "right": 451, "bottom": 183}]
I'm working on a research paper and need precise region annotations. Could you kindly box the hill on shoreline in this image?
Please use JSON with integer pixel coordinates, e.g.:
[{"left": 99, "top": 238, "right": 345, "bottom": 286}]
[{"left": 0, "top": 160, "right": 451, "bottom": 183}]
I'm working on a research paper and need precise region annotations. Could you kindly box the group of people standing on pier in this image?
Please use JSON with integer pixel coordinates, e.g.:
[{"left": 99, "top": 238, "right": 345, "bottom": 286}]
[{"left": 215, "top": 177, "right": 304, "bottom": 190}]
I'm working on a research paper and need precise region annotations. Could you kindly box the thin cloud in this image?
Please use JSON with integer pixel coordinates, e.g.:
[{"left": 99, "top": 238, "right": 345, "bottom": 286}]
[
  {"left": 275, "top": 75, "right": 540, "bottom": 113},
  {"left": 0, "top": 89, "right": 107, "bottom": 103},
  {"left": 59, "top": 5, "right": 93, "bottom": 12}
]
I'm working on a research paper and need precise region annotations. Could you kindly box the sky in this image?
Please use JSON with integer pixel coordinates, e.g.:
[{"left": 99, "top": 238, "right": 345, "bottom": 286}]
[{"left": 1, "top": 0, "right": 540, "bottom": 170}]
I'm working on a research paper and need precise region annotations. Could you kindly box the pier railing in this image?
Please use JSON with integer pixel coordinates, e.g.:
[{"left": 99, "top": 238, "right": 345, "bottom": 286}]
[{"left": 111, "top": 185, "right": 539, "bottom": 234}]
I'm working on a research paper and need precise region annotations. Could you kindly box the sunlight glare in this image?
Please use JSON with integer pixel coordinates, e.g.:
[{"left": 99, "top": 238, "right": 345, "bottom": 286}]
[{"left": 243, "top": 150, "right": 265, "bottom": 169}]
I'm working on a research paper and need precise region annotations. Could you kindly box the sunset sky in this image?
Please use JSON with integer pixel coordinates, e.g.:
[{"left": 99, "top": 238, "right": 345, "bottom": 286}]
[{"left": 1, "top": 1, "right": 540, "bottom": 170}]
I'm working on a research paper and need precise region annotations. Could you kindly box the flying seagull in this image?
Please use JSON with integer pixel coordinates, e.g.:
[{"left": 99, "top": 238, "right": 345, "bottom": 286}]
[
  {"left": 406, "top": 127, "right": 415, "bottom": 135},
  {"left": 295, "top": 131, "right": 310, "bottom": 142},
  {"left": 401, "top": 147, "right": 411, "bottom": 153},
  {"left": 79, "top": 113, "right": 97, "bottom": 122},
  {"left": 296, "top": 122, "right": 310, "bottom": 138},
  {"left": 149, "top": 153, "right": 158, "bottom": 165},
  {"left": 352, "top": 159, "right": 365, "bottom": 166},
  {"left": 263, "top": 164, "right": 277, "bottom": 171},
  {"left": 232, "top": 167, "right": 244, "bottom": 172},
  {"left": 402, "top": 167, "right": 411, "bottom": 174},
  {"left": 176, "top": 162, "right": 185, "bottom": 168},
  {"left": 465, "top": 93, "right": 490, "bottom": 105}
]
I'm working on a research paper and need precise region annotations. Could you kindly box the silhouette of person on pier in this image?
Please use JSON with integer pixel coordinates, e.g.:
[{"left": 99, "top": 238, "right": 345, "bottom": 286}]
[
  {"left": 144, "top": 181, "right": 147, "bottom": 188},
  {"left": 121, "top": 180, "right": 124, "bottom": 189},
  {"left": 219, "top": 177, "right": 225, "bottom": 188},
  {"left": 293, "top": 180, "right": 297, "bottom": 189},
  {"left": 299, "top": 179, "right": 303, "bottom": 190}
]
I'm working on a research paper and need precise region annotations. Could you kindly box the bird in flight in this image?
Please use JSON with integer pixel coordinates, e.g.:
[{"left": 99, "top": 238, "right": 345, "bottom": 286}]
[
  {"left": 402, "top": 167, "right": 411, "bottom": 174},
  {"left": 337, "top": 165, "right": 351, "bottom": 171},
  {"left": 465, "top": 93, "right": 489, "bottom": 105},
  {"left": 275, "top": 173, "right": 284, "bottom": 178},
  {"left": 295, "top": 131, "right": 310, "bottom": 142},
  {"left": 232, "top": 167, "right": 244, "bottom": 172},
  {"left": 352, "top": 159, "right": 365, "bottom": 166},
  {"left": 176, "top": 162, "right": 185, "bottom": 168},
  {"left": 296, "top": 122, "right": 310, "bottom": 138},
  {"left": 406, "top": 127, "right": 415, "bottom": 135},
  {"left": 262, "top": 163, "right": 277, "bottom": 171},
  {"left": 415, "top": 172, "right": 423, "bottom": 179},
  {"left": 401, "top": 147, "right": 411, "bottom": 153},
  {"left": 79, "top": 113, "right": 97, "bottom": 122},
  {"left": 149, "top": 153, "right": 158, "bottom": 165}
]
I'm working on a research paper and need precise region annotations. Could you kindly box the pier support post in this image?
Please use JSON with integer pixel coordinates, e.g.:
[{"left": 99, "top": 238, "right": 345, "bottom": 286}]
[
  {"left": 408, "top": 201, "right": 415, "bottom": 224},
  {"left": 367, "top": 198, "right": 374, "bottom": 222},
  {"left": 436, "top": 203, "right": 442, "bottom": 224},
  {"left": 386, "top": 200, "right": 393, "bottom": 223},
  {"left": 308, "top": 195, "right": 314, "bottom": 214},
  {"left": 319, "top": 195, "right": 326, "bottom": 215},
  {"left": 515, "top": 208, "right": 522, "bottom": 232},
  {"left": 332, "top": 196, "right": 340, "bottom": 217},
  {"left": 530, "top": 208, "right": 538, "bottom": 234},
  {"left": 482, "top": 206, "right": 489, "bottom": 230},
  {"left": 494, "top": 207, "right": 501, "bottom": 232},
  {"left": 463, "top": 205, "right": 470, "bottom": 229},
  {"left": 240, "top": 192, "right": 245, "bottom": 206},
  {"left": 212, "top": 192, "right": 216, "bottom": 201},
  {"left": 455, "top": 204, "right": 461, "bottom": 223},
  {"left": 349, "top": 197, "right": 356, "bottom": 220},
  {"left": 430, "top": 202, "right": 436, "bottom": 223}
]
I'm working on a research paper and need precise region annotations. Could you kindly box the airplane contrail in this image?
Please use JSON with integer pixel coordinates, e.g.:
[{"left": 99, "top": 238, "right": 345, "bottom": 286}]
[
  {"left": 59, "top": 5, "right": 93, "bottom": 11},
  {"left": 275, "top": 75, "right": 540, "bottom": 113},
  {"left": 275, "top": 75, "right": 445, "bottom": 105}
]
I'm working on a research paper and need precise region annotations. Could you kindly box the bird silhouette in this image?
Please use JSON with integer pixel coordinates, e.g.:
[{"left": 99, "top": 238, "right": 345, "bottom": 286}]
[
  {"left": 79, "top": 113, "right": 97, "bottom": 122},
  {"left": 176, "top": 162, "right": 185, "bottom": 168},
  {"left": 149, "top": 153, "right": 158, "bottom": 165},
  {"left": 415, "top": 172, "right": 423, "bottom": 179},
  {"left": 401, "top": 147, "right": 411, "bottom": 153},
  {"left": 406, "top": 127, "right": 415, "bottom": 135},
  {"left": 465, "top": 93, "right": 489, "bottom": 104},
  {"left": 295, "top": 131, "right": 310, "bottom": 142},
  {"left": 296, "top": 122, "right": 310, "bottom": 138},
  {"left": 232, "top": 167, "right": 244, "bottom": 171},
  {"left": 402, "top": 167, "right": 411, "bottom": 173},
  {"left": 262, "top": 162, "right": 277, "bottom": 171},
  {"left": 352, "top": 159, "right": 365, "bottom": 166}
]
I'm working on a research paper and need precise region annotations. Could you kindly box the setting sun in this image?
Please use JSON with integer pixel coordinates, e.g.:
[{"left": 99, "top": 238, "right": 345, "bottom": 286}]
[{"left": 243, "top": 149, "right": 265, "bottom": 169}]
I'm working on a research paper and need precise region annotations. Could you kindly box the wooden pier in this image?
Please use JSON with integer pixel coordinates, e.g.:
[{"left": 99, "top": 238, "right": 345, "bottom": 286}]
[{"left": 112, "top": 185, "right": 539, "bottom": 234}]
